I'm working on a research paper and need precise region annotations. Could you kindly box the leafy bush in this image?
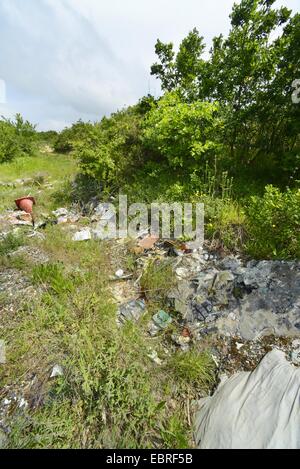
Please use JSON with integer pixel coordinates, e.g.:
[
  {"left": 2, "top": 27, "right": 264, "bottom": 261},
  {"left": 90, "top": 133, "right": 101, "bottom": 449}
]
[
  {"left": 143, "top": 91, "right": 223, "bottom": 172},
  {"left": 0, "top": 120, "right": 19, "bottom": 163},
  {"left": 0, "top": 114, "right": 36, "bottom": 163},
  {"left": 14, "top": 114, "right": 37, "bottom": 155},
  {"left": 245, "top": 185, "right": 300, "bottom": 259},
  {"left": 54, "top": 120, "right": 96, "bottom": 154},
  {"left": 75, "top": 107, "right": 144, "bottom": 192},
  {"left": 74, "top": 124, "right": 116, "bottom": 187},
  {"left": 37, "top": 130, "right": 58, "bottom": 144}
]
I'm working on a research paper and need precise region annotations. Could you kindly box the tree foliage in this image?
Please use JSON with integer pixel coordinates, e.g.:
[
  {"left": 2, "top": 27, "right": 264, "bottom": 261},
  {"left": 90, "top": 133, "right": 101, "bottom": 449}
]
[
  {"left": 0, "top": 114, "right": 36, "bottom": 163},
  {"left": 151, "top": 0, "right": 300, "bottom": 177},
  {"left": 143, "top": 91, "right": 222, "bottom": 171}
]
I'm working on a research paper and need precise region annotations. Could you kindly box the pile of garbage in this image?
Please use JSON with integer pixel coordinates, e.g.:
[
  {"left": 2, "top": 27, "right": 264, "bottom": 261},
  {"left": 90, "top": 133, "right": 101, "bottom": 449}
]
[
  {"left": 113, "top": 235, "right": 300, "bottom": 337},
  {"left": 1, "top": 198, "right": 299, "bottom": 349},
  {"left": 169, "top": 255, "right": 300, "bottom": 341}
]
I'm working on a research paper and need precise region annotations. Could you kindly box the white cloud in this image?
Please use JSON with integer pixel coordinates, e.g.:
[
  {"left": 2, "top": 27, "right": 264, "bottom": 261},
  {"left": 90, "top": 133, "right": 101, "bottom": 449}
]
[{"left": 0, "top": 0, "right": 298, "bottom": 130}]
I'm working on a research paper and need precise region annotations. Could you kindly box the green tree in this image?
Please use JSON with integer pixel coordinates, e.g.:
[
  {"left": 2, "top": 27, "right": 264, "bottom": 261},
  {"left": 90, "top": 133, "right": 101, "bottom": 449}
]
[
  {"left": 151, "top": 0, "right": 299, "bottom": 178},
  {"left": 0, "top": 114, "right": 36, "bottom": 163},
  {"left": 143, "top": 91, "right": 222, "bottom": 172},
  {"left": 14, "top": 113, "right": 37, "bottom": 155},
  {"left": 0, "top": 119, "right": 19, "bottom": 163},
  {"left": 151, "top": 28, "right": 206, "bottom": 95}
]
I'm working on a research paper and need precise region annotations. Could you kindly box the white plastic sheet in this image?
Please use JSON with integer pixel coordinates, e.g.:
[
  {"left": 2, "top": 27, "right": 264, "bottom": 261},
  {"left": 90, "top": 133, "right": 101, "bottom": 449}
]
[{"left": 195, "top": 349, "right": 300, "bottom": 449}]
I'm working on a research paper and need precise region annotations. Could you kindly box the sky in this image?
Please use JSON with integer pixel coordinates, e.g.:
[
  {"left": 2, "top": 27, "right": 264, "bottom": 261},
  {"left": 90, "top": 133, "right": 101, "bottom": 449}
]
[{"left": 0, "top": 0, "right": 299, "bottom": 131}]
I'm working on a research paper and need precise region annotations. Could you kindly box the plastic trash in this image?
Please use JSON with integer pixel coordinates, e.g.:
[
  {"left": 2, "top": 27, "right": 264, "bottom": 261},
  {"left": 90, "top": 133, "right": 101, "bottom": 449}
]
[
  {"left": 149, "top": 310, "right": 172, "bottom": 336},
  {"left": 118, "top": 299, "right": 146, "bottom": 324},
  {"left": 72, "top": 229, "right": 92, "bottom": 242},
  {"left": 50, "top": 364, "right": 64, "bottom": 378}
]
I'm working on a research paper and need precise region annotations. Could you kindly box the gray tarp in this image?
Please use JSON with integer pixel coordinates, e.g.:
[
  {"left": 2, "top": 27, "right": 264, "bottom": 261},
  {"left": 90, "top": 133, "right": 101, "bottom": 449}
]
[{"left": 195, "top": 349, "right": 300, "bottom": 449}]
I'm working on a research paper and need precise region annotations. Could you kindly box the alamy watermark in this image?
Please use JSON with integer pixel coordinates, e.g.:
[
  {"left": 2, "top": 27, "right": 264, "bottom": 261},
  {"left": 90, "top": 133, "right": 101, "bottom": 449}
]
[
  {"left": 0, "top": 78, "right": 6, "bottom": 104},
  {"left": 93, "top": 195, "right": 204, "bottom": 248},
  {"left": 292, "top": 79, "right": 300, "bottom": 104}
]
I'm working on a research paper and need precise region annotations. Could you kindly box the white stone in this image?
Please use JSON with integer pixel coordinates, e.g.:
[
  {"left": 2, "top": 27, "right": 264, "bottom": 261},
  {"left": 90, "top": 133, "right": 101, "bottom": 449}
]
[{"left": 72, "top": 229, "right": 92, "bottom": 242}]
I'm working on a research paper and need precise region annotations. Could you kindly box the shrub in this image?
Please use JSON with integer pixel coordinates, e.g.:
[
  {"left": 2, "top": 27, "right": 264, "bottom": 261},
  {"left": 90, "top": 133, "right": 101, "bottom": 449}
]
[
  {"left": 54, "top": 121, "right": 93, "bottom": 153},
  {"left": 245, "top": 185, "right": 300, "bottom": 259},
  {"left": 75, "top": 107, "right": 144, "bottom": 191},
  {"left": 0, "top": 114, "right": 36, "bottom": 163},
  {"left": 0, "top": 120, "right": 19, "bottom": 163},
  {"left": 37, "top": 130, "right": 58, "bottom": 145},
  {"left": 14, "top": 114, "right": 37, "bottom": 155},
  {"left": 143, "top": 91, "right": 223, "bottom": 172}
]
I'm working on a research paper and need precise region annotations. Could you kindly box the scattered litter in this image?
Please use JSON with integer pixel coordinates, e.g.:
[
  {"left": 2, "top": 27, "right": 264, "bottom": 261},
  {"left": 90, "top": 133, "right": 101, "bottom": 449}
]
[
  {"left": 153, "top": 310, "right": 172, "bottom": 328},
  {"left": 132, "top": 246, "right": 144, "bottom": 256},
  {"left": 175, "top": 267, "right": 190, "bottom": 279},
  {"left": 56, "top": 216, "right": 69, "bottom": 224},
  {"left": 115, "top": 269, "right": 124, "bottom": 278},
  {"left": 18, "top": 398, "right": 28, "bottom": 409},
  {"left": 149, "top": 310, "right": 172, "bottom": 336},
  {"left": 72, "top": 229, "right": 92, "bottom": 242},
  {"left": 52, "top": 208, "right": 69, "bottom": 217},
  {"left": 182, "top": 327, "right": 192, "bottom": 338},
  {"left": 52, "top": 208, "right": 80, "bottom": 224},
  {"left": 171, "top": 333, "right": 191, "bottom": 350},
  {"left": 190, "top": 299, "right": 214, "bottom": 322},
  {"left": 290, "top": 339, "right": 300, "bottom": 365},
  {"left": 111, "top": 269, "right": 133, "bottom": 281},
  {"left": 0, "top": 340, "right": 5, "bottom": 364},
  {"left": 147, "top": 349, "right": 163, "bottom": 365},
  {"left": 235, "top": 342, "right": 244, "bottom": 350},
  {"left": 50, "top": 365, "right": 64, "bottom": 378},
  {"left": 138, "top": 235, "right": 159, "bottom": 250},
  {"left": 94, "top": 203, "right": 115, "bottom": 221},
  {"left": 27, "top": 231, "right": 46, "bottom": 240},
  {"left": 6, "top": 210, "right": 33, "bottom": 226},
  {"left": 10, "top": 219, "right": 32, "bottom": 226},
  {"left": 17, "top": 212, "right": 32, "bottom": 223},
  {"left": 118, "top": 299, "right": 146, "bottom": 324},
  {"left": 292, "top": 339, "right": 300, "bottom": 348},
  {"left": 291, "top": 350, "right": 300, "bottom": 366}
]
